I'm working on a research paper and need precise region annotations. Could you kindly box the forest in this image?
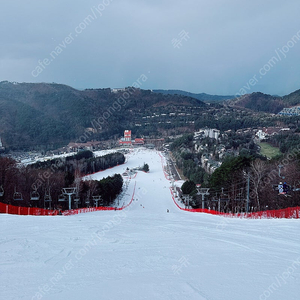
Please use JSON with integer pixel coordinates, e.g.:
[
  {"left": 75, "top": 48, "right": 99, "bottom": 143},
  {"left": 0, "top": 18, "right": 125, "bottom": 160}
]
[
  {"left": 170, "top": 133, "right": 300, "bottom": 212},
  {"left": 0, "top": 151, "right": 125, "bottom": 210},
  {"left": 1, "top": 82, "right": 300, "bottom": 152}
]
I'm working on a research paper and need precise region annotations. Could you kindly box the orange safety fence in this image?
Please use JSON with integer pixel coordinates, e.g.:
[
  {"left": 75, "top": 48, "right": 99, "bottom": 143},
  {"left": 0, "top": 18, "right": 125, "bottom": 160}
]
[
  {"left": 0, "top": 202, "right": 59, "bottom": 216},
  {"left": 187, "top": 206, "right": 300, "bottom": 219},
  {"left": 169, "top": 187, "right": 300, "bottom": 219}
]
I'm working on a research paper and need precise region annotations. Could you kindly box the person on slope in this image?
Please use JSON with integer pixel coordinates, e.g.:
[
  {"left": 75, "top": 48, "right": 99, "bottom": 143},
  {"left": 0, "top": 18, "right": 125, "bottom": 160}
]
[{"left": 278, "top": 182, "right": 284, "bottom": 194}]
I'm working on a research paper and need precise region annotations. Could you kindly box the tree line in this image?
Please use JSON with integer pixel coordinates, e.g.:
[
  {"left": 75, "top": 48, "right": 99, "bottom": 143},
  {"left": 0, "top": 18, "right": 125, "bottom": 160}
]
[
  {"left": 171, "top": 134, "right": 300, "bottom": 212},
  {"left": 0, "top": 151, "right": 125, "bottom": 210}
]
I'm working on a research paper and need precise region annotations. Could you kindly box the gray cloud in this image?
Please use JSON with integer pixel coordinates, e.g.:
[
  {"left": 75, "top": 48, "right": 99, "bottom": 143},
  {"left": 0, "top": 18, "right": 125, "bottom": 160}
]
[{"left": 0, "top": 0, "right": 299, "bottom": 95}]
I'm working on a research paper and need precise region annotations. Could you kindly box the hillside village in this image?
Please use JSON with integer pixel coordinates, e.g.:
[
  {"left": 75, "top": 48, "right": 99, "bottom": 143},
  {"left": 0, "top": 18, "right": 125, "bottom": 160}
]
[
  {"left": 164, "top": 125, "right": 294, "bottom": 175},
  {"left": 278, "top": 106, "right": 300, "bottom": 116}
]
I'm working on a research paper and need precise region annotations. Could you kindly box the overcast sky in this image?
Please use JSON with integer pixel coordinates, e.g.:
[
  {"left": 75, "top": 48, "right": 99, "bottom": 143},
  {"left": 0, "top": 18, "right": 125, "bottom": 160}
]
[{"left": 0, "top": 0, "right": 300, "bottom": 95}]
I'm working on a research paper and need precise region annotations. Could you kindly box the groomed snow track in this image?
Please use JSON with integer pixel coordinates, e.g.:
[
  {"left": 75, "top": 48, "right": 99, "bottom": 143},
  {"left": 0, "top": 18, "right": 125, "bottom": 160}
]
[{"left": 0, "top": 148, "right": 299, "bottom": 300}]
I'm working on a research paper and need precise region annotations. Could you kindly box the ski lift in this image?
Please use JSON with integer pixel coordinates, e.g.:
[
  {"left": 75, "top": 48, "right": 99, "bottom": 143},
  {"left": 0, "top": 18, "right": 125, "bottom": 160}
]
[
  {"left": 92, "top": 195, "right": 101, "bottom": 207},
  {"left": 30, "top": 189, "right": 40, "bottom": 201},
  {"left": 13, "top": 187, "right": 23, "bottom": 201},
  {"left": 44, "top": 190, "right": 52, "bottom": 202},
  {"left": 44, "top": 189, "right": 52, "bottom": 209},
  {"left": 73, "top": 197, "right": 79, "bottom": 209},
  {"left": 0, "top": 186, "right": 4, "bottom": 197},
  {"left": 74, "top": 196, "right": 80, "bottom": 209}
]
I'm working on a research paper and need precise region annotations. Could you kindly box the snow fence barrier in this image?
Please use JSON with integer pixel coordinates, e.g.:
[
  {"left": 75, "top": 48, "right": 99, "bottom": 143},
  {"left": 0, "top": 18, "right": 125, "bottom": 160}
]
[
  {"left": 170, "top": 187, "right": 300, "bottom": 219},
  {"left": 187, "top": 206, "right": 300, "bottom": 219},
  {"left": 0, "top": 203, "right": 59, "bottom": 216}
]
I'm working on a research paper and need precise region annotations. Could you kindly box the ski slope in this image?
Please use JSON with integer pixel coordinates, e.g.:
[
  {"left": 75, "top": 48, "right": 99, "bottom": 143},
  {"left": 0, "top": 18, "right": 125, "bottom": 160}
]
[{"left": 1, "top": 148, "right": 299, "bottom": 300}]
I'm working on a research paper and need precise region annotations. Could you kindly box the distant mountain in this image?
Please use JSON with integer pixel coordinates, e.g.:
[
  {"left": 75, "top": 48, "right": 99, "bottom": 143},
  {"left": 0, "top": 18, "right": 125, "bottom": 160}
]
[
  {"left": 229, "top": 92, "right": 283, "bottom": 113},
  {"left": 229, "top": 89, "right": 300, "bottom": 114},
  {"left": 283, "top": 89, "right": 300, "bottom": 106},
  {"left": 0, "top": 82, "right": 207, "bottom": 150},
  {"left": 153, "top": 89, "right": 234, "bottom": 102}
]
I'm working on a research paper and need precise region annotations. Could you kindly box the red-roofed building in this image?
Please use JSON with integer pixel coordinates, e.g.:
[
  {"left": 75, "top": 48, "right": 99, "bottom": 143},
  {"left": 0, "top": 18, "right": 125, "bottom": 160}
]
[
  {"left": 124, "top": 130, "right": 131, "bottom": 141},
  {"left": 119, "top": 130, "right": 132, "bottom": 146},
  {"left": 133, "top": 138, "right": 144, "bottom": 145},
  {"left": 119, "top": 130, "right": 145, "bottom": 146}
]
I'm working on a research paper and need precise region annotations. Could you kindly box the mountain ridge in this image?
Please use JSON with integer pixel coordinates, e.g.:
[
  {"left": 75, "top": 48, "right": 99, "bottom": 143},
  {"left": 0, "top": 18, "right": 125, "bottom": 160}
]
[
  {"left": 1, "top": 81, "right": 300, "bottom": 150},
  {"left": 153, "top": 89, "right": 234, "bottom": 102},
  {"left": 0, "top": 82, "right": 207, "bottom": 150},
  {"left": 229, "top": 89, "right": 300, "bottom": 113}
]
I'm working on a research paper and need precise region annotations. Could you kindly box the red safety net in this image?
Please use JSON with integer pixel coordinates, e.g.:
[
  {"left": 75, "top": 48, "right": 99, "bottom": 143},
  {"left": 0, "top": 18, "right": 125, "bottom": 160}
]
[
  {"left": 186, "top": 207, "right": 300, "bottom": 219},
  {"left": 169, "top": 187, "right": 300, "bottom": 219},
  {"left": 0, "top": 202, "right": 59, "bottom": 216}
]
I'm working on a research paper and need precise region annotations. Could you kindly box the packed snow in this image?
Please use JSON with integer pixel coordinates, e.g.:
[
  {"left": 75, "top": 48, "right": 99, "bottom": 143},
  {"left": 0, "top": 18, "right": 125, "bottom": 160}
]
[{"left": 1, "top": 148, "right": 299, "bottom": 300}]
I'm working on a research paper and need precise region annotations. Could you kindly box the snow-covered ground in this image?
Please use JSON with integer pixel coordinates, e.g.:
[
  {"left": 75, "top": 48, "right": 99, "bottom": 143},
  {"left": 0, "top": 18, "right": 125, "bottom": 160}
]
[
  {"left": 1, "top": 148, "right": 299, "bottom": 300},
  {"left": 20, "top": 147, "right": 124, "bottom": 165}
]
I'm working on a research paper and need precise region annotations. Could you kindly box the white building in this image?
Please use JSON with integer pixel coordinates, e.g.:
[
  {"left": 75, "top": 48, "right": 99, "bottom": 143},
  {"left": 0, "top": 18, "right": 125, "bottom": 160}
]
[
  {"left": 256, "top": 130, "right": 266, "bottom": 140},
  {"left": 195, "top": 128, "right": 220, "bottom": 140}
]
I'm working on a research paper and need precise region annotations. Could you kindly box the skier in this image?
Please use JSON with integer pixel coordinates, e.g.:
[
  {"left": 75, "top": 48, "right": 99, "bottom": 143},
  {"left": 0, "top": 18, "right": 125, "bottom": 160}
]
[
  {"left": 283, "top": 182, "right": 288, "bottom": 194},
  {"left": 278, "top": 182, "right": 283, "bottom": 194}
]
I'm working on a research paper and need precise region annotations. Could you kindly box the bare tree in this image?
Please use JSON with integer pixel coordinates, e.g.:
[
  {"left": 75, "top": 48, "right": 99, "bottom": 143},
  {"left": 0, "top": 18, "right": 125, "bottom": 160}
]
[{"left": 250, "top": 159, "right": 267, "bottom": 210}]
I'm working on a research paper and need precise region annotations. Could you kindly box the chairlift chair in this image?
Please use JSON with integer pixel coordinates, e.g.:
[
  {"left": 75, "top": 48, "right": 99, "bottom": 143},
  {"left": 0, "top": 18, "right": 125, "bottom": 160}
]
[
  {"left": 30, "top": 190, "right": 40, "bottom": 201},
  {"left": 58, "top": 194, "right": 66, "bottom": 202},
  {"left": 13, "top": 189, "right": 23, "bottom": 201},
  {"left": 44, "top": 191, "right": 52, "bottom": 202},
  {"left": 85, "top": 197, "right": 91, "bottom": 207},
  {"left": 0, "top": 186, "right": 4, "bottom": 197},
  {"left": 73, "top": 196, "right": 80, "bottom": 209},
  {"left": 92, "top": 195, "right": 101, "bottom": 207},
  {"left": 43, "top": 189, "right": 52, "bottom": 209}
]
